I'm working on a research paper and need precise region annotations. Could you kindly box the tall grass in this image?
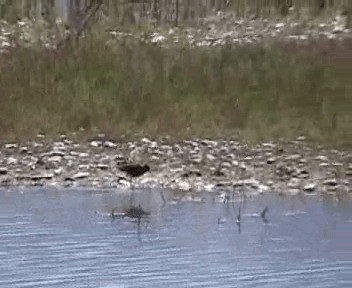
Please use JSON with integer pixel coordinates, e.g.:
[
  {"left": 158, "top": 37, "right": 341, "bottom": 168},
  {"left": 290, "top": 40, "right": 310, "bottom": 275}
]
[{"left": 0, "top": 35, "right": 351, "bottom": 146}]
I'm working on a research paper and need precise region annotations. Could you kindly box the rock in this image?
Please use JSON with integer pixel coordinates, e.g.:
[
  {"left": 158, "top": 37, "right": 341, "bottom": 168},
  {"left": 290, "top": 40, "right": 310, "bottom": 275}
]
[
  {"left": 315, "top": 155, "right": 328, "bottom": 161},
  {"left": 18, "top": 173, "right": 54, "bottom": 181},
  {"left": 181, "top": 170, "right": 202, "bottom": 178},
  {"left": 90, "top": 141, "right": 101, "bottom": 147},
  {"left": 206, "top": 154, "right": 216, "bottom": 162},
  {"left": 262, "top": 142, "right": 276, "bottom": 148},
  {"left": 103, "top": 141, "right": 117, "bottom": 148},
  {"left": 47, "top": 156, "right": 62, "bottom": 163},
  {"left": 49, "top": 150, "right": 66, "bottom": 157},
  {"left": 267, "top": 157, "right": 276, "bottom": 164},
  {"left": 78, "top": 152, "right": 89, "bottom": 158},
  {"left": 96, "top": 163, "right": 109, "bottom": 170},
  {"left": 6, "top": 157, "right": 18, "bottom": 165},
  {"left": 296, "top": 169, "right": 309, "bottom": 178},
  {"left": 222, "top": 162, "right": 231, "bottom": 168},
  {"left": 72, "top": 171, "right": 90, "bottom": 179},
  {"left": 178, "top": 181, "right": 191, "bottom": 191},
  {"left": 323, "top": 178, "right": 338, "bottom": 186},
  {"left": 19, "top": 146, "right": 29, "bottom": 154},
  {"left": 285, "top": 154, "right": 301, "bottom": 161},
  {"left": 32, "top": 142, "right": 43, "bottom": 148},
  {"left": 78, "top": 164, "right": 90, "bottom": 170},
  {"left": 0, "top": 167, "right": 8, "bottom": 175},
  {"left": 54, "top": 167, "right": 63, "bottom": 175},
  {"left": 63, "top": 139, "right": 72, "bottom": 145},
  {"left": 288, "top": 177, "right": 301, "bottom": 189},
  {"left": 303, "top": 183, "right": 317, "bottom": 192},
  {"left": 5, "top": 143, "right": 17, "bottom": 149}
]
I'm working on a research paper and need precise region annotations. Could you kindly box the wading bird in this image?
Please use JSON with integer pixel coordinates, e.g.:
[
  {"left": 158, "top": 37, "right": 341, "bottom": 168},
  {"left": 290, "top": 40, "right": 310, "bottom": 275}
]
[{"left": 118, "top": 164, "right": 150, "bottom": 187}]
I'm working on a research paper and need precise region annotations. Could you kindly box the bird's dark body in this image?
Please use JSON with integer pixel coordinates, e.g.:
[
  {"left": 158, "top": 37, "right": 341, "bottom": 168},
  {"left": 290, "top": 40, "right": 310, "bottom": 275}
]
[{"left": 118, "top": 164, "right": 150, "bottom": 178}]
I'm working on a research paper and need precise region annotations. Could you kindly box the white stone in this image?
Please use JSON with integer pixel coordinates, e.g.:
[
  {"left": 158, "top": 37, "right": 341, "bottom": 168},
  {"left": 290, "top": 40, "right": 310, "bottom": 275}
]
[
  {"left": 104, "top": 141, "right": 117, "bottom": 148},
  {"left": 303, "top": 183, "right": 317, "bottom": 192},
  {"left": 72, "top": 172, "right": 90, "bottom": 179},
  {"left": 90, "top": 141, "right": 101, "bottom": 147}
]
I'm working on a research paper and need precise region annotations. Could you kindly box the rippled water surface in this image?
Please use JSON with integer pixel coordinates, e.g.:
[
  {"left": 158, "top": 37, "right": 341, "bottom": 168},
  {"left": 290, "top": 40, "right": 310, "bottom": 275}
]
[{"left": 0, "top": 187, "right": 351, "bottom": 288}]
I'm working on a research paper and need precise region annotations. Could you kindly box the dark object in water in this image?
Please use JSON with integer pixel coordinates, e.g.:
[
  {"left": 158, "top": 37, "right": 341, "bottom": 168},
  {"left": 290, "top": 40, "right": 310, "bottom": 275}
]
[
  {"left": 260, "top": 207, "right": 269, "bottom": 223},
  {"left": 118, "top": 164, "right": 150, "bottom": 178},
  {"left": 111, "top": 205, "right": 150, "bottom": 219}
]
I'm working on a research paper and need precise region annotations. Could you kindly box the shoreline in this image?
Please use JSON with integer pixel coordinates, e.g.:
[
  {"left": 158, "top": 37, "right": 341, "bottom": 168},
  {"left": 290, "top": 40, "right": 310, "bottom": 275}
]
[{"left": 0, "top": 135, "right": 350, "bottom": 198}]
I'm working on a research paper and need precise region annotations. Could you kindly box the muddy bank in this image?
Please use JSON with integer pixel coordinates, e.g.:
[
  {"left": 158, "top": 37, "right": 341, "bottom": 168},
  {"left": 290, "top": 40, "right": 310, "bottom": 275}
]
[{"left": 0, "top": 135, "right": 350, "bottom": 198}]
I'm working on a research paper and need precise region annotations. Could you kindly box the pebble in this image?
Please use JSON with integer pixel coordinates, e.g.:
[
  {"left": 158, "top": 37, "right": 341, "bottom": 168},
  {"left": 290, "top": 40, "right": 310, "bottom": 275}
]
[
  {"left": 72, "top": 172, "right": 90, "bottom": 179},
  {"left": 90, "top": 141, "right": 101, "bottom": 147},
  {"left": 5, "top": 143, "right": 17, "bottom": 149},
  {"left": 48, "top": 156, "right": 62, "bottom": 163},
  {"left": 103, "top": 141, "right": 117, "bottom": 148},
  {"left": 96, "top": 163, "right": 109, "bottom": 170},
  {"left": 0, "top": 136, "right": 350, "bottom": 197},
  {"left": 315, "top": 155, "right": 328, "bottom": 161},
  {"left": 303, "top": 183, "right": 317, "bottom": 192},
  {"left": 323, "top": 178, "right": 338, "bottom": 186},
  {"left": 288, "top": 178, "right": 301, "bottom": 189}
]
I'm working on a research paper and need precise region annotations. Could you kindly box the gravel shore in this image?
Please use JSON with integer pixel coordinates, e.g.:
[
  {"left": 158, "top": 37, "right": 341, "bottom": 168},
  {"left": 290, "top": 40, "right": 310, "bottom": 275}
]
[{"left": 0, "top": 135, "right": 350, "bottom": 198}]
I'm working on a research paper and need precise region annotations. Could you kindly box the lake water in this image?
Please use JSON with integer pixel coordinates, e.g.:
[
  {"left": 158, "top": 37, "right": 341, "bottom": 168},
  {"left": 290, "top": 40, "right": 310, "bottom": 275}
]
[{"left": 0, "top": 187, "right": 351, "bottom": 288}]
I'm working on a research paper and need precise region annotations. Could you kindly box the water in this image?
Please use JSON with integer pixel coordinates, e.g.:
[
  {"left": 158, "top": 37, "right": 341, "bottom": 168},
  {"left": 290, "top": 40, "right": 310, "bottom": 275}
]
[{"left": 0, "top": 187, "right": 351, "bottom": 288}]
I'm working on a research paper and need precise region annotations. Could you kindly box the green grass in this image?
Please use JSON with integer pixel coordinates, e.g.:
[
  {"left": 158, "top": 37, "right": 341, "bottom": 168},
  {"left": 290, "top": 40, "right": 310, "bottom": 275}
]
[{"left": 0, "top": 36, "right": 351, "bottom": 147}]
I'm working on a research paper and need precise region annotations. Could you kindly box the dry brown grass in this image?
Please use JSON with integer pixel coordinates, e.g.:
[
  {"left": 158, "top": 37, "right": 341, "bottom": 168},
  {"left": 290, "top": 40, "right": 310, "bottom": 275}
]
[{"left": 0, "top": 36, "right": 351, "bottom": 147}]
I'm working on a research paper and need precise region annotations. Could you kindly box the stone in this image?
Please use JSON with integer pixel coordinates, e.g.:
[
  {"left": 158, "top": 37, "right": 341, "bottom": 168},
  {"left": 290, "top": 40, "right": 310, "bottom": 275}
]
[
  {"left": 0, "top": 167, "right": 8, "bottom": 175},
  {"left": 267, "top": 157, "right": 276, "bottom": 164},
  {"left": 17, "top": 173, "right": 54, "bottom": 181},
  {"left": 19, "top": 147, "right": 29, "bottom": 153},
  {"left": 6, "top": 157, "right": 17, "bottom": 165},
  {"left": 96, "top": 164, "right": 109, "bottom": 170},
  {"left": 303, "top": 183, "right": 317, "bottom": 192},
  {"left": 285, "top": 154, "right": 301, "bottom": 161},
  {"left": 90, "top": 141, "right": 101, "bottom": 147},
  {"left": 72, "top": 172, "right": 90, "bottom": 179},
  {"left": 78, "top": 152, "right": 89, "bottom": 158},
  {"left": 262, "top": 142, "right": 276, "bottom": 148},
  {"left": 103, "top": 141, "right": 117, "bottom": 148},
  {"left": 47, "top": 156, "right": 62, "bottom": 163},
  {"left": 54, "top": 167, "right": 63, "bottom": 175},
  {"left": 315, "top": 155, "right": 328, "bottom": 161},
  {"left": 323, "top": 178, "right": 338, "bottom": 186},
  {"left": 178, "top": 181, "right": 191, "bottom": 191},
  {"left": 5, "top": 143, "right": 17, "bottom": 149},
  {"left": 288, "top": 178, "right": 300, "bottom": 189}
]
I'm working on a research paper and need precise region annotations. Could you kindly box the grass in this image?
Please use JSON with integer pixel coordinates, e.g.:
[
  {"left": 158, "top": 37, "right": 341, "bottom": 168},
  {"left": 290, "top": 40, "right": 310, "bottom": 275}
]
[{"left": 0, "top": 35, "right": 351, "bottom": 147}]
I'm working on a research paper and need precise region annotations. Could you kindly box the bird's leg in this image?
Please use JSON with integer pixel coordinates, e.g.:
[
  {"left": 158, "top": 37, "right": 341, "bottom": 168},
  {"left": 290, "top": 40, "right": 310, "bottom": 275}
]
[
  {"left": 159, "top": 191, "right": 166, "bottom": 204},
  {"left": 130, "top": 176, "right": 133, "bottom": 189},
  {"left": 129, "top": 176, "right": 135, "bottom": 206}
]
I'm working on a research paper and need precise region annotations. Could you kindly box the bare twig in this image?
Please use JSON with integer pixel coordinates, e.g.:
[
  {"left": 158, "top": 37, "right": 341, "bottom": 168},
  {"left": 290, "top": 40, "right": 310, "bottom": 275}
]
[{"left": 56, "top": 0, "right": 103, "bottom": 49}]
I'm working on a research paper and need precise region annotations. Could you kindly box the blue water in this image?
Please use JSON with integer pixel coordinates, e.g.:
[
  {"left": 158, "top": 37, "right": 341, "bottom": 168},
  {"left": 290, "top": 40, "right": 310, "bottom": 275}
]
[{"left": 0, "top": 187, "right": 351, "bottom": 288}]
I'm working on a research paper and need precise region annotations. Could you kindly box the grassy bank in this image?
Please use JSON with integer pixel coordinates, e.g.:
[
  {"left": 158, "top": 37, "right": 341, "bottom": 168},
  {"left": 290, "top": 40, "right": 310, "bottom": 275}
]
[{"left": 0, "top": 36, "right": 351, "bottom": 147}]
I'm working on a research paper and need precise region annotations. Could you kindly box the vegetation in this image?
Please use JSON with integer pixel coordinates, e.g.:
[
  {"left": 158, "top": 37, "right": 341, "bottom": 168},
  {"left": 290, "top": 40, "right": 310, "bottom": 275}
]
[
  {"left": 0, "top": 0, "right": 351, "bottom": 27},
  {"left": 0, "top": 34, "right": 351, "bottom": 146},
  {"left": 0, "top": 1, "right": 350, "bottom": 146}
]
